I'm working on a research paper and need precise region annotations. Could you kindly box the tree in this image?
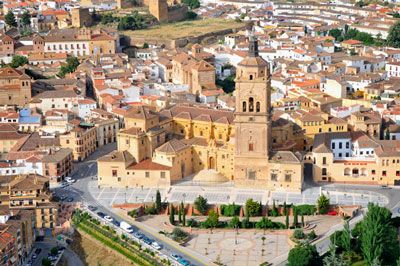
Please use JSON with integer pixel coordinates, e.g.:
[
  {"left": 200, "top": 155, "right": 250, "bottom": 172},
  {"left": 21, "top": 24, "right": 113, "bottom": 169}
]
[
  {"left": 169, "top": 204, "right": 175, "bottom": 225},
  {"left": 9, "top": 55, "right": 28, "bottom": 68},
  {"left": 329, "top": 28, "right": 342, "bottom": 41},
  {"left": 50, "top": 247, "right": 58, "bottom": 256},
  {"left": 317, "top": 194, "right": 330, "bottom": 214},
  {"left": 187, "top": 11, "right": 198, "bottom": 20},
  {"left": 142, "top": 43, "right": 149, "bottom": 49},
  {"left": 245, "top": 198, "right": 261, "bottom": 217},
  {"left": 206, "top": 210, "right": 219, "bottom": 228},
  {"left": 285, "top": 208, "right": 290, "bottom": 229},
  {"left": 293, "top": 207, "right": 298, "bottom": 227},
  {"left": 155, "top": 190, "right": 162, "bottom": 213},
  {"left": 194, "top": 195, "right": 208, "bottom": 215},
  {"left": 341, "top": 220, "right": 351, "bottom": 252},
  {"left": 181, "top": 201, "right": 186, "bottom": 226},
  {"left": 178, "top": 207, "right": 182, "bottom": 224},
  {"left": 288, "top": 244, "right": 321, "bottom": 266},
  {"left": 387, "top": 21, "right": 400, "bottom": 48},
  {"left": 5, "top": 11, "right": 17, "bottom": 28},
  {"left": 58, "top": 56, "right": 80, "bottom": 77},
  {"left": 301, "top": 214, "right": 305, "bottom": 227},
  {"left": 216, "top": 75, "right": 235, "bottom": 94},
  {"left": 20, "top": 11, "right": 31, "bottom": 27},
  {"left": 283, "top": 202, "right": 287, "bottom": 215},
  {"left": 182, "top": 0, "right": 200, "bottom": 9},
  {"left": 229, "top": 216, "right": 240, "bottom": 228},
  {"left": 117, "top": 12, "right": 146, "bottom": 30},
  {"left": 42, "top": 258, "right": 52, "bottom": 266},
  {"left": 323, "top": 241, "right": 347, "bottom": 266},
  {"left": 361, "top": 203, "right": 399, "bottom": 265},
  {"left": 271, "top": 199, "right": 279, "bottom": 217}
]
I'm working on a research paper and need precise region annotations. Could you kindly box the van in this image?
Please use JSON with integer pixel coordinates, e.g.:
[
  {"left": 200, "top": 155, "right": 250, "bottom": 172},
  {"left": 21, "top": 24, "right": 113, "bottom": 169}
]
[{"left": 119, "top": 221, "right": 133, "bottom": 233}]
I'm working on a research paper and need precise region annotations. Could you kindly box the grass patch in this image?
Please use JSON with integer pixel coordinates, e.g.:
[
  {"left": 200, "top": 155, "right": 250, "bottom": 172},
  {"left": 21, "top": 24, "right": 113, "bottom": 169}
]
[{"left": 124, "top": 18, "right": 245, "bottom": 40}]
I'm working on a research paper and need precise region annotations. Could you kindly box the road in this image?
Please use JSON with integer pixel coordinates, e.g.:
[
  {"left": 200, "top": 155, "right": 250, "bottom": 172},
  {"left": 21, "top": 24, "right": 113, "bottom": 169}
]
[{"left": 52, "top": 143, "right": 210, "bottom": 266}]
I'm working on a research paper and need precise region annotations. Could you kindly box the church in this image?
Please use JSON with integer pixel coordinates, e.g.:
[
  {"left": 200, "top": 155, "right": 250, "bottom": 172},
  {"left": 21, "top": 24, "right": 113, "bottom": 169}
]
[{"left": 97, "top": 37, "right": 304, "bottom": 192}]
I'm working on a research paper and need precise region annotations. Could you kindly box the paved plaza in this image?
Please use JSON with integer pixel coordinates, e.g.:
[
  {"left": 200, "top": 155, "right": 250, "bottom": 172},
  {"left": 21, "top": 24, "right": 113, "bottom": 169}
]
[
  {"left": 86, "top": 180, "right": 388, "bottom": 207},
  {"left": 186, "top": 230, "right": 290, "bottom": 266}
]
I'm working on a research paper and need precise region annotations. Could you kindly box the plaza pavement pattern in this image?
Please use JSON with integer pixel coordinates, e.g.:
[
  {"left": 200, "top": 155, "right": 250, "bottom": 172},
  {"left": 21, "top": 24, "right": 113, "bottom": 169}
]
[
  {"left": 186, "top": 230, "right": 289, "bottom": 266},
  {"left": 86, "top": 180, "right": 388, "bottom": 207}
]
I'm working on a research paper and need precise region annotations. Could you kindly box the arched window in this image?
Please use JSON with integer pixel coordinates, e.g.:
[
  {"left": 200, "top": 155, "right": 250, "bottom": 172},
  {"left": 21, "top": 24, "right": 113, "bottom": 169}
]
[
  {"left": 249, "top": 75, "right": 253, "bottom": 80},
  {"left": 242, "top": 101, "right": 247, "bottom": 112},
  {"left": 256, "top": 102, "right": 260, "bottom": 112},
  {"left": 249, "top": 97, "right": 254, "bottom": 112}
]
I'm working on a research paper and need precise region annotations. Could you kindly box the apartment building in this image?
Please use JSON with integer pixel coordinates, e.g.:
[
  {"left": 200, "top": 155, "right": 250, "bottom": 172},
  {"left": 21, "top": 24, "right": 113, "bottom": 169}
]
[
  {"left": 59, "top": 124, "right": 97, "bottom": 161},
  {"left": 0, "top": 175, "right": 58, "bottom": 229}
]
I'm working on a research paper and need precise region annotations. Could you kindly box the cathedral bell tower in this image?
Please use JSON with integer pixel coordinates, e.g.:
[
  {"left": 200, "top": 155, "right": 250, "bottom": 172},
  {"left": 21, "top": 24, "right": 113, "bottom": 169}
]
[{"left": 234, "top": 35, "right": 272, "bottom": 183}]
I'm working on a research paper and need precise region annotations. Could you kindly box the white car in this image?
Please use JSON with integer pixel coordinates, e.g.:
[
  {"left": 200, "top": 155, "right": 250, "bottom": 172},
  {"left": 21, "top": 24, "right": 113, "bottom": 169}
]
[
  {"left": 65, "top": 177, "right": 75, "bottom": 183},
  {"left": 151, "top": 242, "right": 162, "bottom": 250},
  {"left": 104, "top": 216, "right": 113, "bottom": 222}
]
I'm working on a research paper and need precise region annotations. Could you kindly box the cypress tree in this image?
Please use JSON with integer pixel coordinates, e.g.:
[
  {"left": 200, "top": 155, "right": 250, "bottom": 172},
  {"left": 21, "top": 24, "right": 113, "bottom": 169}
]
[
  {"left": 155, "top": 190, "right": 162, "bottom": 213},
  {"left": 293, "top": 207, "right": 298, "bottom": 227},
  {"left": 169, "top": 204, "right": 175, "bottom": 225},
  {"left": 285, "top": 208, "right": 289, "bottom": 229}
]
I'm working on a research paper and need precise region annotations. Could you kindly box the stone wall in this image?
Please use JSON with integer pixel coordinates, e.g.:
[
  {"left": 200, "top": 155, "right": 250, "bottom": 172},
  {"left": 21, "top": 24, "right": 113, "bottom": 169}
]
[{"left": 127, "top": 23, "right": 250, "bottom": 48}]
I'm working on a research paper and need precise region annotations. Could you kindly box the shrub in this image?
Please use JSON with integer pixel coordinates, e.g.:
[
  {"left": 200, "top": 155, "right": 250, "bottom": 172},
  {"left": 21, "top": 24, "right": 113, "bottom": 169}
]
[
  {"left": 296, "top": 205, "right": 316, "bottom": 216},
  {"left": 144, "top": 205, "right": 157, "bottom": 215},
  {"left": 317, "top": 194, "right": 330, "bottom": 215},
  {"left": 194, "top": 195, "right": 208, "bottom": 215},
  {"left": 293, "top": 229, "right": 305, "bottom": 239},
  {"left": 241, "top": 217, "right": 252, "bottom": 229},
  {"left": 171, "top": 227, "right": 189, "bottom": 242},
  {"left": 307, "top": 230, "right": 317, "bottom": 240},
  {"left": 220, "top": 203, "right": 241, "bottom": 216},
  {"left": 229, "top": 216, "right": 240, "bottom": 228},
  {"left": 50, "top": 247, "right": 58, "bottom": 256},
  {"left": 187, "top": 218, "right": 198, "bottom": 227},
  {"left": 245, "top": 198, "right": 261, "bottom": 217}
]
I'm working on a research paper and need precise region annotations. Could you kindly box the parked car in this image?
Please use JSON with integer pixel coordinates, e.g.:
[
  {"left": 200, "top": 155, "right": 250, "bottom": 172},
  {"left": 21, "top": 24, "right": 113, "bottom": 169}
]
[
  {"left": 67, "top": 197, "right": 73, "bottom": 202},
  {"left": 35, "top": 248, "right": 42, "bottom": 255},
  {"left": 171, "top": 254, "right": 181, "bottom": 261},
  {"left": 32, "top": 254, "right": 37, "bottom": 260},
  {"left": 97, "top": 212, "right": 106, "bottom": 218},
  {"left": 104, "top": 216, "right": 113, "bottom": 222},
  {"left": 88, "top": 205, "right": 97, "bottom": 211},
  {"left": 120, "top": 221, "right": 133, "bottom": 233},
  {"left": 112, "top": 220, "right": 120, "bottom": 227},
  {"left": 151, "top": 242, "right": 162, "bottom": 250},
  {"left": 60, "top": 182, "right": 69, "bottom": 188},
  {"left": 133, "top": 231, "right": 144, "bottom": 239},
  {"left": 65, "top": 177, "right": 76, "bottom": 183},
  {"left": 60, "top": 195, "right": 67, "bottom": 201}
]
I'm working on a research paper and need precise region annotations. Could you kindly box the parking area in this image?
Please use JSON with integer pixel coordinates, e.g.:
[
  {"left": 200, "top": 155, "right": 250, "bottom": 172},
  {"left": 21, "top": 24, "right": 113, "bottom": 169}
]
[{"left": 87, "top": 180, "right": 388, "bottom": 207}]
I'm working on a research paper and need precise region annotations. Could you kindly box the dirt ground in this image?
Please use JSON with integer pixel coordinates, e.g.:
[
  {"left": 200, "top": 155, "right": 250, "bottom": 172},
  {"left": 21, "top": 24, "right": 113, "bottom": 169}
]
[{"left": 70, "top": 229, "right": 137, "bottom": 266}]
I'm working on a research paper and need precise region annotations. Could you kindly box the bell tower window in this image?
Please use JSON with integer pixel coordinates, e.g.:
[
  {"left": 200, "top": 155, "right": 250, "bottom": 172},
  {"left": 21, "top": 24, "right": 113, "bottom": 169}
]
[
  {"left": 249, "top": 97, "right": 254, "bottom": 112},
  {"left": 249, "top": 75, "right": 253, "bottom": 80},
  {"left": 256, "top": 102, "right": 260, "bottom": 112},
  {"left": 242, "top": 101, "right": 247, "bottom": 112},
  {"left": 248, "top": 142, "right": 254, "bottom": 151}
]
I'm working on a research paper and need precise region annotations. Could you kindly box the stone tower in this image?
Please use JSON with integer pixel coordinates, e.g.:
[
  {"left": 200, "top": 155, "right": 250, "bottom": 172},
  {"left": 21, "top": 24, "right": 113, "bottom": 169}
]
[
  {"left": 149, "top": 0, "right": 169, "bottom": 23},
  {"left": 234, "top": 35, "right": 272, "bottom": 183}
]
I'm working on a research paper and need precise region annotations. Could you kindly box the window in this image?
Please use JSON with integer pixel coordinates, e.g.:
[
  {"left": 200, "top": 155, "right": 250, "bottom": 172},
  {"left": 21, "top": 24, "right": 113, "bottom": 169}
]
[
  {"left": 249, "top": 97, "right": 254, "bottom": 112},
  {"left": 339, "top": 142, "right": 342, "bottom": 149},
  {"left": 112, "top": 170, "right": 117, "bottom": 177},
  {"left": 346, "top": 142, "right": 349, "bottom": 148},
  {"left": 248, "top": 170, "right": 256, "bottom": 180},
  {"left": 322, "top": 168, "right": 327, "bottom": 176},
  {"left": 338, "top": 153, "right": 342, "bottom": 157},
  {"left": 322, "top": 157, "right": 326, "bottom": 164},
  {"left": 270, "top": 173, "right": 277, "bottom": 181},
  {"left": 396, "top": 171, "right": 400, "bottom": 177},
  {"left": 117, "top": 177, "right": 121, "bottom": 182},
  {"left": 160, "top": 172, "right": 166, "bottom": 178},
  {"left": 126, "top": 139, "right": 129, "bottom": 145},
  {"left": 372, "top": 170, "right": 375, "bottom": 175},
  {"left": 248, "top": 143, "right": 254, "bottom": 151},
  {"left": 256, "top": 102, "right": 260, "bottom": 112},
  {"left": 249, "top": 74, "right": 253, "bottom": 80},
  {"left": 242, "top": 101, "right": 247, "bottom": 112},
  {"left": 66, "top": 140, "right": 70, "bottom": 144},
  {"left": 285, "top": 174, "right": 291, "bottom": 182},
  {"left": 145, "top": 172, "right": 150, "bottom": 178},
  {"left": 331, "top": 142, "right": 335, "bottom": 149},
  {"left": 382, "top": 171, "right": 387, "bottom": 176},
  {"left": 345, "top": 153, "right": 349, "bottom": 157}
]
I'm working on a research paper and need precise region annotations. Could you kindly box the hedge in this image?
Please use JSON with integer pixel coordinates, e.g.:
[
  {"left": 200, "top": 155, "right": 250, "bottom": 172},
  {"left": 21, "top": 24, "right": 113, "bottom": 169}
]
[
  {"left": 76, "top": 220, "right": 159, "bottom": 266},
  {"left": 295, "top": 205, "right": 316, "bottom": 216}
]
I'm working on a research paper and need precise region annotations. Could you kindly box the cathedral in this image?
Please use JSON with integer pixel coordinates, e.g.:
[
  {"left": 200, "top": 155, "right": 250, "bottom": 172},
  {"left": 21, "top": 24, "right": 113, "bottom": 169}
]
[{"left": 97, "top": 37, "right": 304, "bottom": 192}]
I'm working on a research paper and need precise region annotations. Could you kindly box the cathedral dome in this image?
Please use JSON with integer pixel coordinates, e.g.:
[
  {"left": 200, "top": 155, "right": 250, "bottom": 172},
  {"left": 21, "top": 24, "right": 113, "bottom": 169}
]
[{"left": 192, "top": 169, "right": 229, "bottom": 183}]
